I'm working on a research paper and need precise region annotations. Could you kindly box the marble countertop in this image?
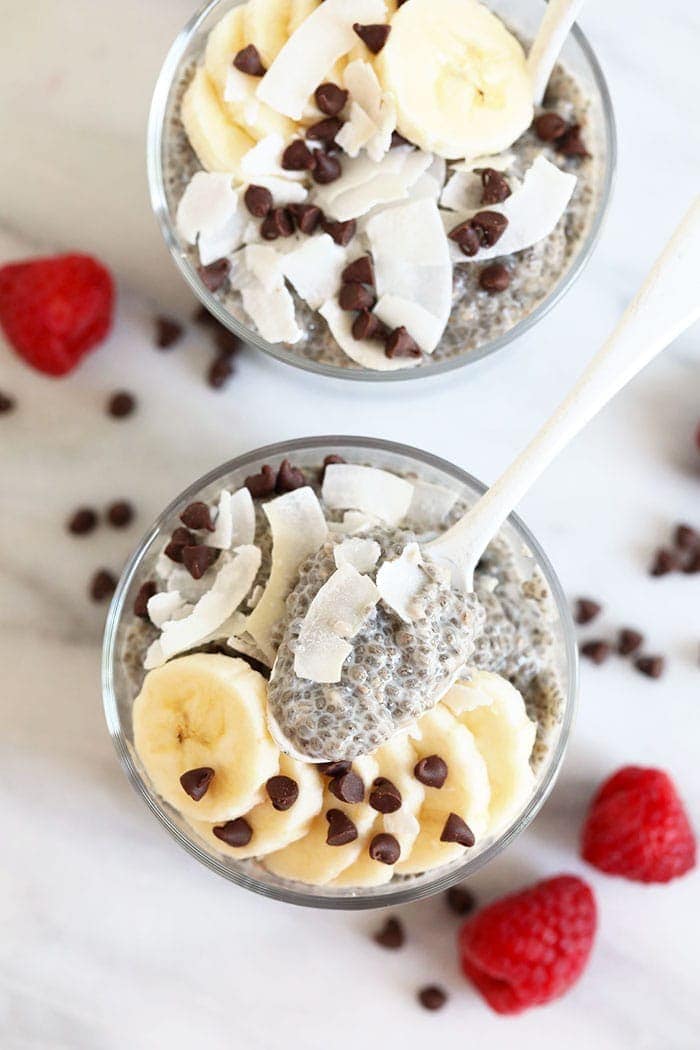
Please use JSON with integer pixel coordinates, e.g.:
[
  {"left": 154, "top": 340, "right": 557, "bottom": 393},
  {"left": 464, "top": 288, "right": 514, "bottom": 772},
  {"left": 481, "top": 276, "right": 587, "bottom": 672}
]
[{"left": 1, "top": 2, "right": 699, "bottom": 1047}]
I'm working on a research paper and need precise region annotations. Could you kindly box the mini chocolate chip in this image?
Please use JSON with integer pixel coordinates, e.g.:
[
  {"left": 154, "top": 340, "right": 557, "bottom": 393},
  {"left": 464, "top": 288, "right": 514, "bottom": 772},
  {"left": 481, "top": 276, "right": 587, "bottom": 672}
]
[
  {"left": 682, "top": 550, "right": 700, "bottom": 574},
  {"left": 107, "top": 391, "right": 136, "bottom": 418},
  {"left": 244, "top": 184, "right": 273, "bottom": 218},
  {"left": 369, "top": 777, "right": 402, "bottom": 813},
  {"left": 266, "top": 775, "right": 299, "bottom": 812},
  {"left": 180, "top": 501, "right": 215, "bottom": 532},
  {"left": 0, "top": 391, "right": 16, "bottom": 414},
  {"left": 353, "top": 22, "right": 391, "bottom": 54},
  {"left": 369, "top": 833, "right": 400, "bottom": 865},
  {"left": 556, "top": 123, "right": 589, "bottom": 157},
  {"left": 448, "top": 220, "right": 482, "bottom": 257},
  {"left": 313, "top": 152, "right": 342, "bottom": 185},
  {"left": 674, "top": 524, "right": 699, "bottom": 550},
  {"left": 574, "top": 598, "right": 602, "bottom": 625},
  {"left": 107, "top": 501, "right": 134, "bottom": 528},
  {"left": 418, "top": 986, "right": 447, "bottom": 1011},
  {"left": 68, "top": 507, "right": 98, "bottom": 535},
  {"left": 373, "top": 916, "right": 404, "bottom": 949},
  {"left": 290, "top": 203, "right": 323, "bottom": 234},
  {"left": 198, "top": 259, "right": 230, "bottom": 292},
  {"left": 479, "top": 263, "right": 511, "bottom": 293},
  {"left": 133, "top": 580, "right": 157, "bottom": 619},
  {"left": 322, "top": 218, "right": 356, "bottom": 245},
  {"left": 534, "top": 112, "right": 568, "bottom": 141},
  {"left": 446, "top": 886, "right": 476, "bottom": 916},
  {"left": 245, "top": 464, "right": 277, "bottom": 498},
  {"left": 617, "top": 628, "right": 644, "bottom": 656},
  {"left": 318, "top": 760, "right": 351, "bottom": 777},
  {"left": 342, "top": 256, "right": 374, "bottom": 286},
  {"left": 339, "top": 282, "right": 375, "bottom": 311},
  {"left": 580, "top": 639, "right": 610, "bottom": 664},
  {"left": 478, "top": 167, "right": 511, "bottom": 205},
  {"left": 414, "top": 755, "right": 448, "bottom": 788},
  {"left": 390, "top": 131, "right": 411, "bottom": 148},
  {"left": 282, "top": 139, "right": 316, "bottom": 171},
  {"left": 261, "top": 207, "right": 295, "bottom": 240},
  {"left": 352, "top": 310, "right": 386, "bottom": 341},
  {"left": 320, "top": 454, "right": 346, "bottom": 481},
  {"left": 329, "top": 770, "right": 365, "bottom": 804},
  {"left": 213, "top": 818, "right": 253, "bottom": 847},
  {"left": 325, "top": 809, "right": 358, "bottom": 846},
  {"left": 440, "top": 813, "right": 475, "bottom": 847},
  {"left": 233, "top": 44, "right": 265, "bottom": 76},
  {"left": 182, "top": 544, "right": 220, "bottom": 580},
  {"left": 315, "top": 82, "right": 348, "bottom": 116},
  {"left": 90, "top": 569, "right": 117, "bottom": 602},
  {"left": 155, "top": 316, "right": 183, "bottom": 349},
  {"left": 471, "top": 210, "right": 509, "bottom": 247},
  {"left": 650, "top": 548, "right": 678, "bottom": 576},
  {"left": 208, "top": 353, "right": 235, "bottom": 389},
  {"left": 180, "top": 767, "right": 215, "bottom": 801},
  {"left": 385, "top": 327, "right": 421, "bottom": 359},
  {"left": 306, "top": 117, "right": 343, "bottom": 145},
  {"left": 276, "top": 458, "right": 307, "bottom": 493},
  {"left": 635, "top": 655, "right": 665, "bottom": 679},
  {"left": 164, "top": 526, "right": 197, "bottom": 563}
]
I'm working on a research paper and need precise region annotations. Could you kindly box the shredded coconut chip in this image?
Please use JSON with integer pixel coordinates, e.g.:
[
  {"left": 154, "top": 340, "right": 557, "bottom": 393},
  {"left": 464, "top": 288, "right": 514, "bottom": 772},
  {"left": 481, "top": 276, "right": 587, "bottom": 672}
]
[
  {"left": 281, "top": 234, "right": 348, "bottom": 309},
  {"left": 176, "top": 172, "right": 247, "bottom": 266},
  {"left": 319, "top": 299, "right": 420, "bottom": 371},
  {"left": 376, "top": 542, "right": 429, "bottom": 623},
  {"left": 333, "top": 536, "right": 382, "bottom": 573},
  {"left": 406, "top": 480, "right": 457, "bottom": 531},
  {"left": 322, "top": 463, "right": 414, "bottom": 525},
  {"left": 210, "top": 487, "right": 256, "bottom": 550}
]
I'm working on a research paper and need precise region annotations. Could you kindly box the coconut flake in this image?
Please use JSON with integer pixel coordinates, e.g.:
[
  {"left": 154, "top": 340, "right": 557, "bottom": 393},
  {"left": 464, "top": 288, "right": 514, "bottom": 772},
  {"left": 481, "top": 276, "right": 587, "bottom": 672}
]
[
  {"left": 406, "top": 480, "right": 457, "bottom": 531},
  {"left": 246, "top": 487, "right": 329, "bottom": 661},
  {"left": 319, "top": 299, "right": 420, "bottom": 372},
  {"left": 241, "top": 280, "right": 302, "bottom": 344},
  {"left": 147, "top": 591, "right": 192, "bottom": 629},
  {"left": 335, "top": 102, "right": 378, "bottom": 158},
  {"left": 343, "top": 59, "right": 383, "bottom": 122},
  {"left": 328, "top": 510, "right": 380, "bottom": 534},
  {"left": 293, "top": 564, "right": 379, "bottom": 682},
  {"left": 440, "top": 171, "right": 483, "bottom": 213},
  {"left": 155, "top": 545, "right": 261, "bottom": 662},
  {"left": 376, "top": 542, "right": 428, "bottom": 623},
  {"left": 367, "top": 93, "right": 398, "bottom": 162},
  {"left": 373, "top": 294, "right": 444, "bottom": 354},
  {"left": 445, "top": 155, "right": 576, "bottom": 263},
  {"left": 367, "top": 196, "right": 452, "bottom": 333},
  {"left": 243, "top": 243, "right": 285, "bottom": 292},
  {"left": 333, "top": 537, "right": 381, "bottom": 573},
  {"left": 176, "top": 172, "right": 246, "bottom": 266},
  {"left": 324, "top": 149, "right": 433, "bottom": 221},
  {"left": 257, "top": 0, "right": 387, "bottom": 120},
  {"left": 281, "top": 234, "right": 348, "bottom": 310},
  {"left": 239, "top": 133, "right": 305, "bottom": 183},
  {"left": 312, "top": 146, "right": 411, "bottom": 211},
  {"left": 322, "top": 463, "right": 414, "bottom": 525},
  {"left": 210, "top": 487, "right": 256, "bottom": 550}
]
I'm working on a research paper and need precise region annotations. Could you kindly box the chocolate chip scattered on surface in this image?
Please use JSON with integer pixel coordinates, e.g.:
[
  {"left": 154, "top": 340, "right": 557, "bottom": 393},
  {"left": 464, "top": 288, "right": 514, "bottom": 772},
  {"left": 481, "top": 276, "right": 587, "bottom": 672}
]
[
  {"left": 182, "top": 544, "right": 220, "bottom": 580},
  {"left": 198, "top": 259, "right": 230, "bottom": 292},
  {"left": 342, "top": 255, "right": 374, "bottom": 286},
  {"left": 479, "top": 167, "right": 511, "bottom": 205},
  {"left": 313, "top": 152, "right": 342, "bottom": 185},
  {"left": 650, "top": 548, "right": 678, "bottom": 576},
  {"left": 369, "top": 833, "right": 401, "bottom": 865},
  {"left": 417, "top": 986, "right": 448, "bottom": 1011},
  {"left": 574, "top": 598, "right": 602, "bottom": 625},
  {"left": 369, "top": 777, "right": 402, "bottom": 813},
  {"left": 414, "top": 755, "right": 448, "bottom": 788},
  {"left": 322, "top": 217, "right": 356, "bottom": 245},
  {"left": 107, "top": 500, "right": 134, "bottom": 529},
  {"left": 276, "top": 459, "right": 307, "bottom": 493},
  {"left": 245, "top": 464, "right": 277, "bottom": 498},
  {"left": 580, "top": 640, "right": 610, "bottom": 665},
  {"left": 374, "top": 916, "right": 405, "bottom": 949},
  {"left": 208, "top": 353, "right": 235, "bottom": 390},
  {"left": 266, "top": 775, "right": 300, "bottom": 812},
  {"left": 479, "top": 263, "right": 511, "bottom": 293},
  {"left": 534, "top": 112, "right": 568, "bottom": 141},
  {"left": 155, "top": 316, "right": 183, "bottom": 349},
  {"left": 329, "top": 770, "right": 365, "bottom": 804},
  {"left": 325, "top": 809, "right": 358, "bottom": 846},
  {"left": 352, "top": 22, "right": 391, "bottom": 54},
  {"left": 133, "top": 580, "right": 157, "bottom": 619},
  {"left": 164, "top": 526, "right": 197, "bottom": 563},
  {"left": 180, "top": 501, "right": 215, "bottom": 532},
  {"left": 90, "top": 569, "right": 117, "bottom": 603},
  {"left": 440, "top": 813, "right": 475, "bottom": 847},
  {"left": 244, "top": 184, "right": 273, "bottom": 218},
  {"left": 68, "top": 507, "right": 98, "bottom": 536},
  {"left": 385, "top": 326, "right": 421, "bottom": 359},
  {"left": 282, "top": 139, "right": 316, "bottom": 172},
  {"left": 107, "top": 391, "right": 136, "bottom": 419},
  {"left": 213, "top": 817, "right": 253, "bottom": 847},
  {"left": 233, "top": 44, "right": 266, "bottom": 76},
  {"left": 446, "top": 886, "right": 476, "bottom": 916},
  {"left": 635, "top": 655, "right": 665, "bottom": 679},
  {"left": 617, "top": 628, "right": 644, "bottom": 656},
  {"left": 180, "top": 767, "right": 215, "bottom": 801},
  {"left": 0, "top": 392, "right": 15, "bottom": 414},
  {"left": 315, "top": 82, "right": 348, "bottom": 116}
]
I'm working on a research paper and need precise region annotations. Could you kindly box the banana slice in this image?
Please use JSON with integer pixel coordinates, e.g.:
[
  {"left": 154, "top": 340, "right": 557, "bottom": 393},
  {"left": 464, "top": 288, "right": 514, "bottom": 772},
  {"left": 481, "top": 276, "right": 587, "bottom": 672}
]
[
  {"left": 377, "top": 0, "right": 533, "bottom": 159},
  {"left": 205, "top": 5, "right": 295, "bottom": 141},
  {"left": 394, "top": 704, "right": 491, "bottom": 875},
  {"left": 443, "top": 671, "right": 536, "bottom": 833},
  {"left": 133, "top": 654, "right": 278, "bottom": 823},
  {"left": 188, "top": 754, "right": 324, "bottom": 859},
  {"left": 244, "top": 0, "right": 293, "bottom": 68},
  {"left": 332, "top": 731, "right": 424, "bottom": 887},
  {"left": 264, "top": 754, "right": 379, "bottom": 884},
  {"left": 182, "top": 67, "right": 255, "bottom": 174}
]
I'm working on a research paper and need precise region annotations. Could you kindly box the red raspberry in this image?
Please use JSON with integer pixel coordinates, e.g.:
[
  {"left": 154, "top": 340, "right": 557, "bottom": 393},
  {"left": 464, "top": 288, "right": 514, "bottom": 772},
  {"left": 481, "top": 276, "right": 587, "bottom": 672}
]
[
  {"left": 458, "top": 875, "right": 596, "bottom": 1015},
  {"left": 581, "top": 766, "right": 696, "bottom": 883},
  {"left": 0, "top": 253, "right": 114, "bottom": 376}
]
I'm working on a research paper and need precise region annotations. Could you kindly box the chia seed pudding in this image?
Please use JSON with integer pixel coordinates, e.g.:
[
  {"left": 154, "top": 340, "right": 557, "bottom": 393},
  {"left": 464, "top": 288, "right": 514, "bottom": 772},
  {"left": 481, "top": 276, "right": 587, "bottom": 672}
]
[{"left": 157, "top": 0, "right": 608, "bottom": 373}]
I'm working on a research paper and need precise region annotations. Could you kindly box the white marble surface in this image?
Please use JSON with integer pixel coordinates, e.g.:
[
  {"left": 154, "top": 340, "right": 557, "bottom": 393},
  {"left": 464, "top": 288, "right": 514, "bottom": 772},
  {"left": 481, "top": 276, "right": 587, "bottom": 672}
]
[{"left": 1, "top": 2, "right": 700, "bottom": 1047}]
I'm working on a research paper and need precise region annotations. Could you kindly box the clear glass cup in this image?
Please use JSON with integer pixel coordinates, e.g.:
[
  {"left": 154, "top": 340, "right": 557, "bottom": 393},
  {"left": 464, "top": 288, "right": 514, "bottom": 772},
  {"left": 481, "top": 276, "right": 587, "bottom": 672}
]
[
  {"left": 147, "top": 0, "right": 616, "bottom": 382},
  {"left": 102, "top": 436, "right": 578, "bottom": 908}
]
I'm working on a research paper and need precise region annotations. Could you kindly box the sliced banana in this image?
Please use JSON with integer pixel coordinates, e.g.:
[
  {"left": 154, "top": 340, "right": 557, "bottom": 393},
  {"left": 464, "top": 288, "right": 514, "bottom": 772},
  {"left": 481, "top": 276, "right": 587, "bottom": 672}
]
[
  {"left": 182, "top": 67, "right": 255, "bottom": 174},
  {"left": 188, "top": 754, "right": 324, "bottom": 859},
  {"left": 133, "top": 654, "right": 278, "bottom": 823},
  {"left": 205, "top": 4, "right": 295, "bottom": 141},
  {"left": 244, "top": 0, "right": 293, "bottom": 68},
  {"left": 332, "top": 731, "right": 424, "bottom": 888},
  {"left": 264, "top": 754, "right": 379, "bottom": 884},
  {"left": 443, "top": 671, "right": 536, "bottom": 833},
  {"left": 394, "top": 704, "right": 491, "bottom": 875},
  {"left": 377, "top": 0, "right": 533, "bottom": 159}
]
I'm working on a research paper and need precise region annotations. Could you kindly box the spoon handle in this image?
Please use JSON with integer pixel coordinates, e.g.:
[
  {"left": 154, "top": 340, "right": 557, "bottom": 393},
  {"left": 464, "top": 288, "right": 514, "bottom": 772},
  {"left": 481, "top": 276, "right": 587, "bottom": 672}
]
[
  {"left": 429, "top": 196, "right": 700, "bottom": 588},
  {"left": 528, "top": 0, "right": 587, "bottom": 105}
]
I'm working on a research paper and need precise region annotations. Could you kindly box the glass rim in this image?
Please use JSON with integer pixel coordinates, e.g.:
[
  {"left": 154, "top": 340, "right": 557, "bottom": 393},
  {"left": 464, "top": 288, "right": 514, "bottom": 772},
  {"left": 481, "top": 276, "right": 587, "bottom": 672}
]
[
  {"left": 146, "top": 0, "right": 617, "bottom": 383},
  {"left": 102, "top": 435, "right": 580, "bottom": 909}
]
